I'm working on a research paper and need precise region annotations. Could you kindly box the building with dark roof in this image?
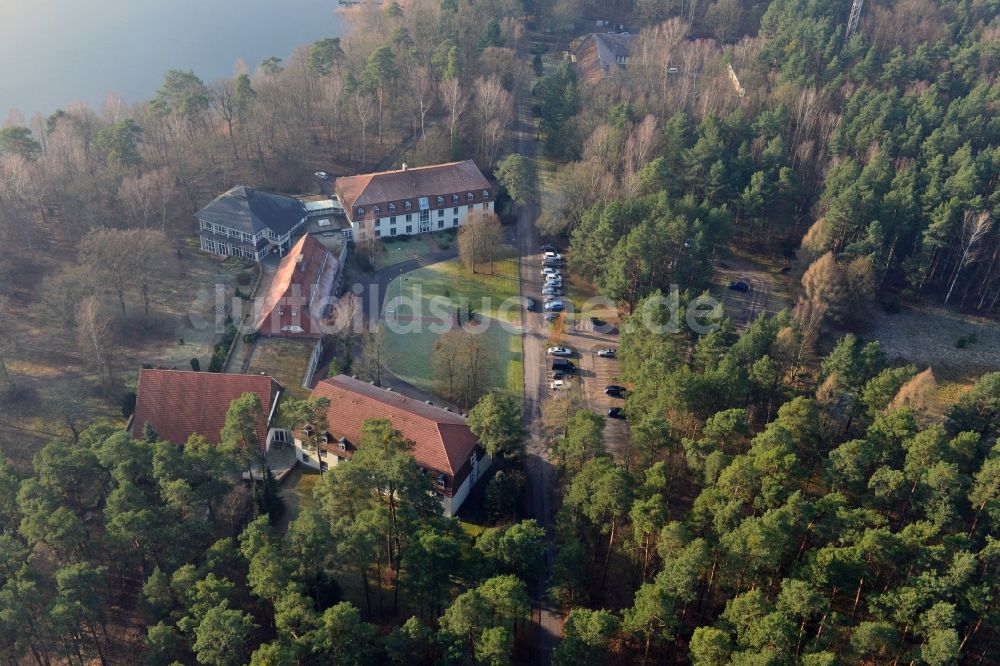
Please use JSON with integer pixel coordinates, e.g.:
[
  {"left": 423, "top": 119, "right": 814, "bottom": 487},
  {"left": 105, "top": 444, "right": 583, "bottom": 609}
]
[
  {"left": 254, "top": 233, "right": 343, "bottom": 338},
  {"left": 195, "top": 186, "right": 309, "bottom": 260},
  {"left": 333, "top": 160, "right": 493, "bottom": 243},
  {"left": 131, "top": 368, "right": 284, "bottom": 449},
  {"left": 572, "top": 32, "right": 635, "bottom": 85},
  {"left": 295, "top": 374, "right": 490, "bottom": 516}
]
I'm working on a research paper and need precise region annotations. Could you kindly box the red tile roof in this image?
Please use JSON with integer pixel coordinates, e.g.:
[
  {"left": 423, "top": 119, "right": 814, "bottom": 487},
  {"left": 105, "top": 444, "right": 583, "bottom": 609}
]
[
  {"left": 254, "top": 234, "right": 340, "bottom": 338},
  {"left": 132, "top": 369, "right": 283, "bottom": 448},
  {"left": 574, "top": 32, "right": 633, "bottom": 85},
  {"left": 334, "top": 160, "right": 491, "bottom": 215},
  {"left": 311, "top": 375, "right": 478, "bottom": 477}
]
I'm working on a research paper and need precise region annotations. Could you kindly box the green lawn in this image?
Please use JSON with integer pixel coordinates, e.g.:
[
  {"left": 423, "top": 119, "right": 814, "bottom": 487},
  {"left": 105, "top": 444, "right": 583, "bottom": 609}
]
[
  {"left": 381, "top": 257, "right": 523, "bottom": 398},
  {"left": 373, "top": 232, "right": 453, "bottom": 270}
]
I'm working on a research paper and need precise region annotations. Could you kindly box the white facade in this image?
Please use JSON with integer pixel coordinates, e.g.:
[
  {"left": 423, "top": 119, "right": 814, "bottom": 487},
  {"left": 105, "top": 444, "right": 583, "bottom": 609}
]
[
  {"left": 440, "top": 449, "right": 492, "bottom": 517},
  {"left": 197, "top": 218, "right": 307, "bottom": 260},
  {"left": 346, "top": 198, "right": 494, "bottom": 243},
  {"left": 289, "top": 435, "right": 491, "bottom": 517}
]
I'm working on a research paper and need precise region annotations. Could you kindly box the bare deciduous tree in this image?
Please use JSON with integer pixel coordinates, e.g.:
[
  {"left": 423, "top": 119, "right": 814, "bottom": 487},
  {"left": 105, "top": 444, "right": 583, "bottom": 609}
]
[
  {"left": 76, "top": 296, "right": 117, "bottom": 392},
  {"left": 431, "top": 326, "right": 495, "bottom": 409},
  {"left": 118, "top": 168, "right": 176, "bottom": 231},
  {"left": 457, "top": 211, "right": 505, "bottom": 274},
  {"left": 360, "top": 324, "right": 392, "bottom": 387},
  {"left": 945, "top": 211, "right": 993, "bottom": 304},
  {"left": 440, "top": 78, "right": 469, "bottom": 155}
]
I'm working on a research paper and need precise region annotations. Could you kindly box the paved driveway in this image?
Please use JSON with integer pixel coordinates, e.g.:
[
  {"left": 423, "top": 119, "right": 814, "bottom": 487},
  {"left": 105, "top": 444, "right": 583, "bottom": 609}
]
[{"left": 512, "top": 77, "right": 563, "bottom": 665}]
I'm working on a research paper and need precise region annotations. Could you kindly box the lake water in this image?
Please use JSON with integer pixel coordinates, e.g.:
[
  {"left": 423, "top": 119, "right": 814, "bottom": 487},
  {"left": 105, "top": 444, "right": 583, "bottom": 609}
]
[{"left": 0, "top": 0, "right": 345, "bottom": 119}]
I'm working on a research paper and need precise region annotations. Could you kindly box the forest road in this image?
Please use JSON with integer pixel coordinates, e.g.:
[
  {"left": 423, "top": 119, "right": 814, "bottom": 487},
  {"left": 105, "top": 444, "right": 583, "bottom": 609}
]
[{"left": 514, "top": 68, "right": 563, "bottom": 664}]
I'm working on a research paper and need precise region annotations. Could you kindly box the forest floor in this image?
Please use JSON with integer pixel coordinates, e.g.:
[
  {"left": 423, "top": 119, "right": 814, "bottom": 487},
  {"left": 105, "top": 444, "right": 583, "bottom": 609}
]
[
  {"left": 863, "top": 303, "right": 1000, "bottom": 382},
  {"left": 0, "top": 243, "right": 248, "bottom": 471},
  {"left": 713, "top": 250, "right": 794, "bottom": 329}
]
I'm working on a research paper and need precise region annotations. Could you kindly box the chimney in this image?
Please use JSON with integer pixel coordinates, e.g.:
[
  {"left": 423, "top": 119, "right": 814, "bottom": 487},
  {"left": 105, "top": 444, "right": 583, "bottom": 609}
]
[{"left": 401, "top": 162, "right": 408, "bottom": 171}]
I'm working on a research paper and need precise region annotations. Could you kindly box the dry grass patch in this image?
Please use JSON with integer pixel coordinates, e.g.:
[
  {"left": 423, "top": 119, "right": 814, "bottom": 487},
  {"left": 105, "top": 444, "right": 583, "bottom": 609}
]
[{"left": 246, "top": 337, "right": 317, "bottom": 399}]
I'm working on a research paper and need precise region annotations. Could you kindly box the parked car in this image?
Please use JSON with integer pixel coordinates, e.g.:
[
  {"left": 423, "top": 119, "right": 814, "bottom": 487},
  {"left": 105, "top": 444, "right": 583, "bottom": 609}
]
[
  {"left": 590, "top": 316, "right": 607, "bottom": 327},
  {"left": 550, "top": 379, "right": 565, "bottom": 390},
  {"left": 545, "top": 280, "right": 563, "bottom": 289},
  {"left": 728, "top": 280, "right": 750, "bottom": 292},
  {"left": 544, "top": 251, "right": 563, "bottom": 260},
  {"left": 540, "top": 243, "right": 559, "bottom": 252},
  {"left": 597, "top": 348, "right": 617, "bottom": 358},
  {"left": 552, "top": 370, "right": 565, "bottom": 380},
  {"left": 607, "top": 407, "right": 626, "bottom": 419},
  {"left": 314, "top": 171, "right": 330, "bottom": 180},
  {"left": 547, "top": 346, "right": 573, "bottom": 356},
  {"left": 545, "top": 276, "right": 563, "bottom": 285},
  {"left": 552, "top": 358, "right": 575, "bottom": 373},
  {"left": 541, "top": 267, "right": 559, "bottom": 276},
  {"left": 544, "top": 312, "right": 559, "bottom": 323},
  {"left": 544, "top": 301, "right": 565, "bottom": 311},
  {"left": 525, "top": 297, "right": 536, "bottom": 312},
  {"left": 605, "top": 385, "right": 626, "bottom": 398}
]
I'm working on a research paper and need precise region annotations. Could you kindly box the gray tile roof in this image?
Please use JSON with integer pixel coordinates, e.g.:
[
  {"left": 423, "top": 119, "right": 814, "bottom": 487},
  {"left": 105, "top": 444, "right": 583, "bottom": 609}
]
[{"left": 195, "top": 186, "right": 307, "bottom": 235}]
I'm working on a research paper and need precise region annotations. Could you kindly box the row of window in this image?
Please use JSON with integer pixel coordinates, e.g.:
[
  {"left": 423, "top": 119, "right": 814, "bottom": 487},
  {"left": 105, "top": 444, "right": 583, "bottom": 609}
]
[
  {"left": 375, "top": 203, "right": 490, "bottom": 227},
  {"left": 375, "top": 218, "right": 458, "bottom": 238},
  {"left": 202, "top": 237, "right": 263, "bottom": 260},
  {"left": 200, "top": 220, "right": 260, "bottom": 244},
  {"left": 358, "top": 190, "right": 489, "bottom": 218},
  {"left": 198, "top": 220, "right": 297, "bottom": 246}
]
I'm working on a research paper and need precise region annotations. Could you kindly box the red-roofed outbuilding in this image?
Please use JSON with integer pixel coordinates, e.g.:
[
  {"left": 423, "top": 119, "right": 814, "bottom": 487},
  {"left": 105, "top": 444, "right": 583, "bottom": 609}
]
[
  {"left": 254, "top": 233, "right": 342, "bottom": 338},
  {"left": 131, "top": 368, "right": 283, "bottom": 449}
]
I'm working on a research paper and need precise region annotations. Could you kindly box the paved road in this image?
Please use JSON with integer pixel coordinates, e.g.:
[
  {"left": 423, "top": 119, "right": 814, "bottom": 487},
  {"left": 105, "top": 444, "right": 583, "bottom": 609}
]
[
  {"left": 357, "top": 246, "right": 458, "bottom": 322},
  {"left": 512, "top": 66, "right": 564, "bottom": 664}
]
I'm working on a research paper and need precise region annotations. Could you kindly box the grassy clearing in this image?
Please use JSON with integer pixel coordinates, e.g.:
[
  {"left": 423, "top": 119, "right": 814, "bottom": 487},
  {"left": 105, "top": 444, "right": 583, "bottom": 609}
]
[
  {"left": 381, "top": 257, "right": 523, "bottom": 398},
  {"left": 246, "top": 337, "right": 317, "bottom": 399},
  {"left": 867, "top": 304, "right": 1000, "bottom": 383},
  {"left": 294, "top": 471, "right": 320, "bottom": 513},
  {"left": 461, "top": 521, "right": 487, "bottom": 539}
]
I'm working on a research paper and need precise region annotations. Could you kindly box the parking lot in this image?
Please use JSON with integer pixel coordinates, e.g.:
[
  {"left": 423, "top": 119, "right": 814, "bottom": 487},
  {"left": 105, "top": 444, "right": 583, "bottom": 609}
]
[{"left": 541, "top": 301, "right": 630, "bottom": 460}]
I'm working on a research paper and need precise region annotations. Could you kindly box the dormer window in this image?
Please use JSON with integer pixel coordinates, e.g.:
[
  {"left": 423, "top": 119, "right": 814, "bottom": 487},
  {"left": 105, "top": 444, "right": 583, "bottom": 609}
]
[
  {"left": 452, "top": 194, "right": 459, "bottom": 203},
  {"left": 389, "top": 202, "right": 396, "bottom": 212},
  {"left": 467, "top": 192, "right": 474, "bottom": 201},
  {"left": 437, "top": 195, "right": 444, "bottom": 204},
  {"left": 338, "top": 438, "right": 347, "bottom": 451},
  {"left": 373, "top": 205, "right": 380, "bottom": 215},
  {"left": 405, "top": 200, "right": 412, "bottom": 210},
  {"left": 357, "top": 207, "right": 365, "bottom": 218},
  {"left": 482, "top": 190, "right": 489, "bottom": 199},
  {"left": 435, "top": 474, "right": 446, "bottom": 488}
]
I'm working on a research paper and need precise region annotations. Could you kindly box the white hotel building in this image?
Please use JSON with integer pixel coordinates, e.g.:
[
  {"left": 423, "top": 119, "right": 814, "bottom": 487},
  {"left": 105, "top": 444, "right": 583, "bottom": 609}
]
[{"left": 333, "top": 159, "right": 494, "bottom": 242}]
